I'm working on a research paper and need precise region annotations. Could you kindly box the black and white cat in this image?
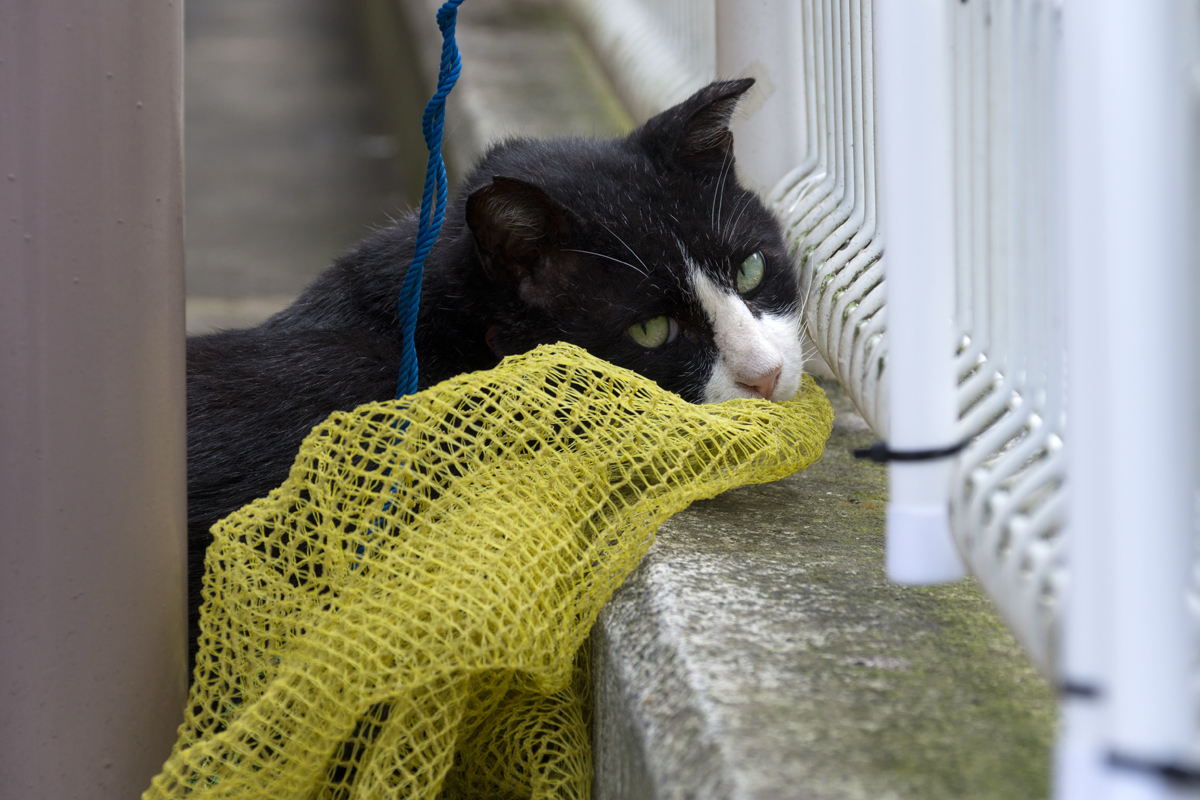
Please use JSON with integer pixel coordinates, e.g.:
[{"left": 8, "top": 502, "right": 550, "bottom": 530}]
[{"left": 186, "top": 79, "right": 804, "bottom": 665}]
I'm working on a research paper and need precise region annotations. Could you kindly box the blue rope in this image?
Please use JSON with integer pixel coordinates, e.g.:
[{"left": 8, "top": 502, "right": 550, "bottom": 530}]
[
  {"left": 396, "top": 0, "right": 466, "bottom": 399},
  {"left": 355, "top": 0, "right": 465, "bottom": 564}
]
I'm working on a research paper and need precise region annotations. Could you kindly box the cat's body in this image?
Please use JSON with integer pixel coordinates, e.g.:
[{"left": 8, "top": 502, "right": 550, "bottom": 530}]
[{"left": 186, "top": 80, "right": 805, "bottom": 668}]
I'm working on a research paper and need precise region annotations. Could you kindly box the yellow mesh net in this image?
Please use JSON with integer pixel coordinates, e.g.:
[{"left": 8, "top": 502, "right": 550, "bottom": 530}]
[{"left": 146, "top": 343, "right": 833, "bottom": 799}]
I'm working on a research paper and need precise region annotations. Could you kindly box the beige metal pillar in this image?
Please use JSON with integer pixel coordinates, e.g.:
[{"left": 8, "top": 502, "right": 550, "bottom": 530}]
[{"left": 0, "top": 2, "right": 187, "bottom": 798}]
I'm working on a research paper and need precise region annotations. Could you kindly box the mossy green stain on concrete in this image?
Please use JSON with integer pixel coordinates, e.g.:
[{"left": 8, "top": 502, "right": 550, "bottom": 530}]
[{"left": 641, "top": 378, "right": 1055, "bottom": 799}]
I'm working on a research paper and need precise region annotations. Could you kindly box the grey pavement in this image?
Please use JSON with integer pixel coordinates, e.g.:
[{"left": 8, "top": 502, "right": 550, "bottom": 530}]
[{"left": 184, "top": 0, "right": 407, "bottom": 333}]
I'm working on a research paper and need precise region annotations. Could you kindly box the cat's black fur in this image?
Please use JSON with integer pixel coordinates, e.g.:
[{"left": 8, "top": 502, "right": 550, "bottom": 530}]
[{"left": 186, "top": 79, "right": 799, "bottom": 671}]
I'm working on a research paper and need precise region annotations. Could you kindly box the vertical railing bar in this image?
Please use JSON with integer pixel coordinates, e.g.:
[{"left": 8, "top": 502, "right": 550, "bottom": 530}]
[
  {"left": 1047, "top": 0, "right": 1067, "bottom": 429},
  {"left": 875, "top": 0, "right": 965, "bottom": 584},
  {"left": 767, "top": 0, "right": 823, "bottom": 213},
  {"left": 1023, "top": 1, "right": 1044, "bottom": 411},
  {"left": 971, "top": 0, "right": 993, "bottom": 359},
  {"left": 825, "top": 0, "right": 873, "bottom": 374},
  {"left": 950, "top": 0, "right": 991, "bottom": 416},
  {"left": 1012, "top": 0, "right": 1032, "bottom": 397},
  {"left": 807, "top": 0, "right": 866, "bottom": 363},
  {"left": 952, "top": 0, "right": 1043, "bottom": 605},
  {"left": 1055, "top": 0, "right": 1115, "bottom": 792},
  {"left": 779, "top": 0, "right": 835, "bottom": 230},
  {"left": 836, "top": 0, "right": 888, "bottom": 433},
  {"left": 812, "top": 0, "right": 872, "bottom": 374},
  {"left": 795, "top": 0, "right": 846, "bottom": 239},
  {"left": 1012, "top": 0, "right": 1033, "bottom": 398},
  {"left": 1058, "top": 0, "right": 1196, "bottom": 796},
  {"left": 797, "top": 0, "right": 842, "bottom": 345},
  {"left": 1033, "top": 2, "right": 1054, "bottom": 411},
  {"left": 952, "top": 0, "right": 997, "bottom": 436},
  {"left": 799, "top": 0, "right": 848, "bottom": 243},
  {"left": 954, "top": 0, "right": 976, "bottom": 337},
  {"left": 1097, "top": 0, "right": 1195, "bottom": 795},
  {"left": 803, "top": 0, "right": 820, "bottom": 175},
  {"left": 990, "top": 0, "right": 1013, "bottom": 389}
]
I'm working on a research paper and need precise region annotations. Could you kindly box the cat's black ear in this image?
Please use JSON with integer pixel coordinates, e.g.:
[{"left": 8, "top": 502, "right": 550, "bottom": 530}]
[
  {"left": 637, "top": 78, "right": 754, "bottom": 173},
  {"left": 466, "top": 176, "right": 575, "bottom": 304}
]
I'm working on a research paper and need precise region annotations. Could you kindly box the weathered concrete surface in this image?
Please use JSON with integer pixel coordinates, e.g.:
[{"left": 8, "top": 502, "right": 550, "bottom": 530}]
[
  {"left": 593, "top": 380, "right": 1056, "bottom": 800},
  {"left": 184, "top": 0, "right": 405, "bottom": 332}
]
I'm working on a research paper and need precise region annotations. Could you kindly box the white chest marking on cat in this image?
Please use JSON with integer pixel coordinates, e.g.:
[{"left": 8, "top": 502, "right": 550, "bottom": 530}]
[{"left": 689, "top": 267, "right": 805, "bottom": 403}]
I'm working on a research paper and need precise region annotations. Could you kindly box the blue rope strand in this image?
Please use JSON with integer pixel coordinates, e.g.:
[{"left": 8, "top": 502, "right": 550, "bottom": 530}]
[
  {"left": 396, "top": 0, "right": 466, "bottom": 399},
  {"left": 358, "top": 0, "right": 464, "bottom": 562}
]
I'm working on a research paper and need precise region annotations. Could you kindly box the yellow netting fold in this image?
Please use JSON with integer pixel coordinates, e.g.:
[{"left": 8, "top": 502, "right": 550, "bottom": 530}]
[{"left": 146, "top": 343, "right": 833, "bottom": 799}]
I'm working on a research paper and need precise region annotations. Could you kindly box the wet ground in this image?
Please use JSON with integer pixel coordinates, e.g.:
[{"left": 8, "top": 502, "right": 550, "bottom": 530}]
[{"left": 184, "top": 0, "right": 407, "bottom": 333}]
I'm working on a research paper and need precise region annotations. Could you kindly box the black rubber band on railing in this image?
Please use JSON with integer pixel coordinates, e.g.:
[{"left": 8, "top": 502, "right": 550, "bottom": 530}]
[
  {"left": 1058, "top": 681, "right": 1102, "bottom": 699},
  {"left": 1109, "top": 751, "right": 1200, "bottom": 785},
  {"left": 852, "top": 439, "right": 970, "bottom": 463}
]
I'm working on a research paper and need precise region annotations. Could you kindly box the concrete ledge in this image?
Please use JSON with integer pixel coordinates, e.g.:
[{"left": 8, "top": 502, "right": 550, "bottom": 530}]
[
  {"left": 593, "top": 381, "right": 1054, "bottom": 799},
  {"left": 358, "top": 4, "right": 1056, "bottom": 797}
]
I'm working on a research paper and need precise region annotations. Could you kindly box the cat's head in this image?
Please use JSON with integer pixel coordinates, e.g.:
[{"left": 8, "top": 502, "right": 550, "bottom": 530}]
[{"left": 461, "top": 79, "right": 804, "bottom": 404}]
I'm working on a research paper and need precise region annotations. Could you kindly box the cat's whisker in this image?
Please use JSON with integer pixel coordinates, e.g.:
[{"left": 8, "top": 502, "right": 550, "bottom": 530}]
[
  {"left": 725, "top": 198, "right": 744, "bottom": 240},
  {"left": 562, "top": 248, "right": 649, "bottom": 278},
  {"left": 796, "top": 286, "right": 814, "bottom": 320},
  {"left": 727, "top": 194, "right": 754, "bottom": 242},
  {"left": 712, "top": 147, "right": 733, "bottom": 234},
  {"left": 718, "top": 158, "right": 734, "bottom": 237},
  {"left": 597, "top": 220, "right": 651, "bottom": 277},
  {"left": 711, "top": 148, "right": 726, "bottom": 231}
]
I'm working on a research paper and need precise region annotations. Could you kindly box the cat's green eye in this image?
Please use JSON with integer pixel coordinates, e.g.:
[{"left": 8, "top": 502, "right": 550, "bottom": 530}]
[
  {"left": 737, "top": 251, "right": 766, "bottom": 294},
  {"left": 627, "top": 316, "right": 679, "bottom": 348}
]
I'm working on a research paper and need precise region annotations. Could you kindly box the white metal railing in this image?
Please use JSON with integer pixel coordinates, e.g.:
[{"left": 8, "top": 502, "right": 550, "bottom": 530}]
[
  {"left": 1055, "top": 1, "right": 1198, "bottom": 796},
  {"left": 943, "top": 0, "right": 1069, "bottom": 675},
  {"left": 769, "top": 0, "right": 890, "bottom": 435},
  {"left": 573, "top": 0, "right": 1200, "bottom": 794}
]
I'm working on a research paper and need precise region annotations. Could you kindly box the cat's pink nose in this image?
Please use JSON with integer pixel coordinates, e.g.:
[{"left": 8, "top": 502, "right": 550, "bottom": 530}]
[{"left": 738, "top": 367, "right": 782, "bottom": 400}]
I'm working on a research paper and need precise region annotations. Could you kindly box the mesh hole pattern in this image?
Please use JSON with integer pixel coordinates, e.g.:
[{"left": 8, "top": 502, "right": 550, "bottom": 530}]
[{"left": 147, "top": 343, "right": 833, "bottom": 799}]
